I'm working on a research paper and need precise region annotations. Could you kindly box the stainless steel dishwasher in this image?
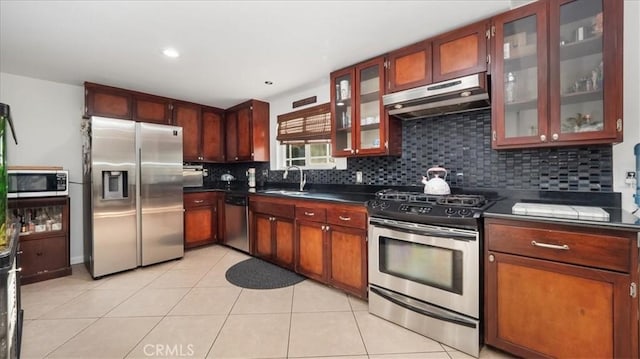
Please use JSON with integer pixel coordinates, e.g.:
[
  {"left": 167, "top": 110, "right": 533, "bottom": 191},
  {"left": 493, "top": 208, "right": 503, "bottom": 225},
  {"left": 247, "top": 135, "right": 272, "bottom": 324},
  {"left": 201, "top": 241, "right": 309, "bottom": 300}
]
[{"left": 224, "top": 194, "right": 248, "bottom": 253}]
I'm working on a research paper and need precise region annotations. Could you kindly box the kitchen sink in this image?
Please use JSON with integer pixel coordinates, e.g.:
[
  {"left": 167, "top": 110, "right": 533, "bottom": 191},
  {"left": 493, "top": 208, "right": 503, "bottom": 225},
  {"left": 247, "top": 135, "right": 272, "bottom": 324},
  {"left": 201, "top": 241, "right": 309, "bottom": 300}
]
[{"left": 261, "top": 189, "right": 308, "bottom": 196}]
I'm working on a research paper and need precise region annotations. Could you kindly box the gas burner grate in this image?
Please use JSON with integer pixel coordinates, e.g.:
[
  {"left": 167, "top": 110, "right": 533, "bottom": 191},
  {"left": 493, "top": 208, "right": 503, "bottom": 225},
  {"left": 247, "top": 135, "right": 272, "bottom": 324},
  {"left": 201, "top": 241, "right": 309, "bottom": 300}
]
[
  {"left": 436, "top": 195, "right": 486, "bottom": 207},
  {"left": 375, "top": 190, "right": 487, "bottom": 208}
]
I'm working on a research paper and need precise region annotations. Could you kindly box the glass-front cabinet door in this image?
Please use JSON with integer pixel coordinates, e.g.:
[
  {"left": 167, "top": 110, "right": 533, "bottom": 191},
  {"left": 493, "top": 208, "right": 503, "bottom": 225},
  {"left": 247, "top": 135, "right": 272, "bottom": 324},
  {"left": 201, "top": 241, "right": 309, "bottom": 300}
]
[
  {"left": 491, "top": 1, "right": 548, "bottom": 147},
  {"left": 355, "top": 57, "right": 385, "bottom": 155},
  {"left": 548, "top": 0, "right": 622, "bottom": 143},
  {"left": 331, "top": 68, "right": 355, "bottom": 157}
]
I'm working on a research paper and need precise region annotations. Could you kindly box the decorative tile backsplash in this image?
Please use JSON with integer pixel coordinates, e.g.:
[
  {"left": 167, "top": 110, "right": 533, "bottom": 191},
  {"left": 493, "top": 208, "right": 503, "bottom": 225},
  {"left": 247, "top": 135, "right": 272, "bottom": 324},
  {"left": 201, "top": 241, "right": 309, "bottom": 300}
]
[{"left": 204, "top": 109, "right": 613, "bottom": 192}]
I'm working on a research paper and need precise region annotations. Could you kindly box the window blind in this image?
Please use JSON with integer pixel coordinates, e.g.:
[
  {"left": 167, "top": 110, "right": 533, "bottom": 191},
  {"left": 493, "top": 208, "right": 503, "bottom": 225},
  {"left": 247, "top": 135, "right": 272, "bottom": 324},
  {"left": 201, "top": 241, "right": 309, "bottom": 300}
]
[{"left": 277, "top": 103, "right": 331, "bottom": 143}]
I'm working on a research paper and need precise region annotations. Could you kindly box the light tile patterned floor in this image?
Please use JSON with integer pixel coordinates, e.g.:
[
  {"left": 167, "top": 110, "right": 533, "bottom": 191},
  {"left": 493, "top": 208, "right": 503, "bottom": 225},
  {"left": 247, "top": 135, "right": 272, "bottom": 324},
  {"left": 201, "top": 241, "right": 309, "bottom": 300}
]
[{"left": 20, "top": 245, "right": 515, "bottom": 359}]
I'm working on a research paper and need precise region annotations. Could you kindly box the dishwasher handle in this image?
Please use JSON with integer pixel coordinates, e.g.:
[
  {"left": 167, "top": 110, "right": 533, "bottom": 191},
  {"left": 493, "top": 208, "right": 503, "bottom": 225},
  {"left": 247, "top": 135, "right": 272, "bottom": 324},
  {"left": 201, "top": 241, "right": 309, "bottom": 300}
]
[{"left": 225, "top": 195, "right": 247, "bottom": 206}]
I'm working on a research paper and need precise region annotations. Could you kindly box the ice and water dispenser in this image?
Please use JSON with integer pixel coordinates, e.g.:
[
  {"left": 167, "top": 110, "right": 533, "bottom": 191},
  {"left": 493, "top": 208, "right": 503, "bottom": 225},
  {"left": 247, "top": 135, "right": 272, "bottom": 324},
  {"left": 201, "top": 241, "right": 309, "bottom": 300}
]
[{"left": 102, "top": 171, "right": 128, "bottom": 200}]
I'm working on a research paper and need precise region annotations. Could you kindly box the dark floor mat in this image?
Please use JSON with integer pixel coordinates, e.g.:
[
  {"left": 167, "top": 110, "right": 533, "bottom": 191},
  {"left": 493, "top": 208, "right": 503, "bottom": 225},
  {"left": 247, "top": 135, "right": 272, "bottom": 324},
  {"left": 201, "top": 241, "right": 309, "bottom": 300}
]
[{"left": 225, "top": 257, "right": 305, "bottom": 289}]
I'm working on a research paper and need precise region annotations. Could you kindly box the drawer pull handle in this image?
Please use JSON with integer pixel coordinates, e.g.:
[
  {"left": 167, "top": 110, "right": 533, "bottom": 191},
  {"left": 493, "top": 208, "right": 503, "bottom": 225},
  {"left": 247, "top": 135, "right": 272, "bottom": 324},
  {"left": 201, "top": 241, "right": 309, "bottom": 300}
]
[
  {"left": 304, "top": 211, "right": 315, "bottom": 216},
  {"left": 531, "top": 241, "right": 569, "bottom": 251},
  {"left": 339, "top": 216, "right": 351, "bottom": 221},
  {"left": 193, "top": 200, "right": 204, "bottom": 204}
]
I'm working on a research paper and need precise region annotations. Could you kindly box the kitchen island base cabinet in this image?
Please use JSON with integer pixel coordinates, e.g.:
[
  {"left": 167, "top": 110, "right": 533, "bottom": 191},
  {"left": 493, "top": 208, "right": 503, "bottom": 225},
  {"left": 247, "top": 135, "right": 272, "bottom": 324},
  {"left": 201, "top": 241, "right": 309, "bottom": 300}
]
[{"left": 484, "top": 218, "right": 638, "bottom": 358}]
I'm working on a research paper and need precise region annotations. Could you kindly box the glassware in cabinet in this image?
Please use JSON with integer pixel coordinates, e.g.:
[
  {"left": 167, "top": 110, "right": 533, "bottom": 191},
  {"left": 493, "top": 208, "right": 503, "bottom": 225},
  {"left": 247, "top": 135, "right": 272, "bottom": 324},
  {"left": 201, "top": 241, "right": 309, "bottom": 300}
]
[
  {"left": 551, "top": 0, "right": 614, "bottom": 139},
  {"left": 332, "top": 69, "right": 354, "bottom": 156},
  {"left": 493, "top": 2, "right": 548, "bottom": 145},
  {"left": 357, "top": 61, "right": 382, "bottom": 152}
]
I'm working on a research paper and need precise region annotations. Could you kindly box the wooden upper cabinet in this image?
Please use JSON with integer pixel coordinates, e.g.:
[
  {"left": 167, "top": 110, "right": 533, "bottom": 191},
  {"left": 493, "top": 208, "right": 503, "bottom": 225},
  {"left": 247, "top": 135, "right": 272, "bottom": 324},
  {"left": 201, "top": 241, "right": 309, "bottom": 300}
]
[
  {"left": 432, "top": 20, "right": 489, "bottom": 82},
  {"left": 201, "top": 107, "right": 225, "bottom": 162},
  {"left": 387, "top": 40, "right": 432, "bottom": 92},
  {"left": 224, "top": 99, "right": 270, "bottom": 162},
  {"left": 236, "top": 106, "right": 252, "bottom": 160},
  {"left": 133, "top": 94, "right": 172, "bottom": 124},
  {"left": 225, "top": 110, "right": 239, "bottom": 161},
  {"left": 173, "top": 102, "right": 201, "bottom": 161},
  {"left": 84, "top": 82, "right": 132, "bottom": 119},
  {"left": 331, "top": 57, "right": 401, "bottom": 158},
  {"left": 491, "top": 0, "right": 623, "bottom": 149}
]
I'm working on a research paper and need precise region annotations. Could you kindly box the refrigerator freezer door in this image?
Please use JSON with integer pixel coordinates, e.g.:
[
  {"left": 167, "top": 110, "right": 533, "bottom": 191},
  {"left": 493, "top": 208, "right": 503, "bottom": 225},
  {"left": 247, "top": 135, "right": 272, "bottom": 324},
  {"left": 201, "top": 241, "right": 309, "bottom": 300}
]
[
  {"left": 139, "top": 123, "right": 184, "bottom": 265},
  {"left": 91, "top": 117, "right": 137, "bottom": 277}
]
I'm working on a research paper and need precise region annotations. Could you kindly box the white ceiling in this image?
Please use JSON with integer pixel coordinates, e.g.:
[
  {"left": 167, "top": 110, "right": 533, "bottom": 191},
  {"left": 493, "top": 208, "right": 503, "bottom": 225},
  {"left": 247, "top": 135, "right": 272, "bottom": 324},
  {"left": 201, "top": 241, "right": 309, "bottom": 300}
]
[{"left": 0, "top": 1, "right": 514, "bottom": 109}]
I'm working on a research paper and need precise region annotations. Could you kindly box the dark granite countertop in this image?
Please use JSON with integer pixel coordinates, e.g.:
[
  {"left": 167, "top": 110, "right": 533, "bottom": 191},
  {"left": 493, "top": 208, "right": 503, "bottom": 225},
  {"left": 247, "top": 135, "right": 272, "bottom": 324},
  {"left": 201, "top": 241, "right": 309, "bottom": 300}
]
[
  {"left": 184, "top": 182, "right": 380, "bottom": 205},
  {"left": 484, "top": 190, "right": 640, "bottom": 231},
  {"left": 185, "top": 184, "right": 640, "bottom": 230}
]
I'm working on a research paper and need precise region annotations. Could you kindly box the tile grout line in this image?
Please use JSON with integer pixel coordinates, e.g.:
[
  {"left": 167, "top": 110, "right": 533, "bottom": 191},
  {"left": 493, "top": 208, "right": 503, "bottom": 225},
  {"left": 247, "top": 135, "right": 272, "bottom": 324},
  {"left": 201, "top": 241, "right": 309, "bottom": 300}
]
[
  {"left": 286, "top": 282, "right": 296, "bottom": 359},
  {"left": 204, "top": 250, "right": 245, "bottom": 358},
  {"left": 348, "top": 295, "right": 370, "bottom": 358}
]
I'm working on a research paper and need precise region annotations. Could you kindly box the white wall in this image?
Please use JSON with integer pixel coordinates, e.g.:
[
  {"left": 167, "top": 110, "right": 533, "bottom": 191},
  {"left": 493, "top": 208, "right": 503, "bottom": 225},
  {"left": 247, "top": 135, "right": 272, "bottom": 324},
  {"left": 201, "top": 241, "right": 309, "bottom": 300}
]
[
  {"left": 265, "top": 80, "right": 342, "bottom": 169},
  {"left": 0, "top": 73, "right": 85, "bottom": 264},
  {"left": 613, "top": 0, "right": 640, "bottom": 212}
]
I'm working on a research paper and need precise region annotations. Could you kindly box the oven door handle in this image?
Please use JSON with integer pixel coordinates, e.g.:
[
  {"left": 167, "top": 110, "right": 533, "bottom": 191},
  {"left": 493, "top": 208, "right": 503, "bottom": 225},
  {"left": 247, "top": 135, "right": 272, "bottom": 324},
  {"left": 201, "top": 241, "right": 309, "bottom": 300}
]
[
  {"left": 370, "top": 286, "right": 477, "bottom": 328},
  {"left": 369, "top": 218, "right": 477, "bottom": 240}
]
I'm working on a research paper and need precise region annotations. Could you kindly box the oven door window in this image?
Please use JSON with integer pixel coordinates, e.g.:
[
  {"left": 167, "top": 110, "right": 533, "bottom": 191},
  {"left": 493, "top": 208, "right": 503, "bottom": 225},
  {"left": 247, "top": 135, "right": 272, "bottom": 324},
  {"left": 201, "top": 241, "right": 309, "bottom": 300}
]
[{"left": 379, "top": 236, "right": 463, "bottom": 295}]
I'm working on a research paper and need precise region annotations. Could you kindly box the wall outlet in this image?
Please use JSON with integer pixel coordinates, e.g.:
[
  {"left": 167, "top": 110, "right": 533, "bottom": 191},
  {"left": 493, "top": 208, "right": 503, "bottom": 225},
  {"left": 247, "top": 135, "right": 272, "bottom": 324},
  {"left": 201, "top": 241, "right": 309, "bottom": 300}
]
[
  {"left": 356, "top": 171, "right": 363, "bottom": 184},
  {"left": 625, "top": 171, "right": 637, "bottom": 185}
]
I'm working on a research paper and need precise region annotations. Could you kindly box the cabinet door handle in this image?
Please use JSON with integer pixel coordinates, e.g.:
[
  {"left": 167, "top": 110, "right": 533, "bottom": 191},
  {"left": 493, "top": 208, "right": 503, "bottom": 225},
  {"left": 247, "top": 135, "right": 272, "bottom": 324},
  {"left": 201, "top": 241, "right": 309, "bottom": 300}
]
[
  {"left": 551, "top": 133, "right": 559, "bottom": 141},
  {"left": 193, "top": 200, "right": 204, "bottom": 204},
  {"left": 531, "top": 241, "right": 569, "bottom": 251},
  {"left": 540, "top": 134, "right": 547, "bottom": 142},
  {"left": 325, "top": 225, "right": 330, "bottom": 231},
  {"left": 338, "top": 216, "right": 351, "bottom": 221},
  {"left": 321, "top": 225, "right": 325, "bottom": 230},
  {"left": 304, "top": 211, "right": 315, "bottom": 216}
]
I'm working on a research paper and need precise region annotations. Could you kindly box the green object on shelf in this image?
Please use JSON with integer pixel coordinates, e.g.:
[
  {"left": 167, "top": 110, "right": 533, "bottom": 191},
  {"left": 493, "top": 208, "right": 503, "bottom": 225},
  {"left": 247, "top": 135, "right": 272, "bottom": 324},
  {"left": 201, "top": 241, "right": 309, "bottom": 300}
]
[{"left": 0, "top": 103, "right": 18, "bottom": 249}]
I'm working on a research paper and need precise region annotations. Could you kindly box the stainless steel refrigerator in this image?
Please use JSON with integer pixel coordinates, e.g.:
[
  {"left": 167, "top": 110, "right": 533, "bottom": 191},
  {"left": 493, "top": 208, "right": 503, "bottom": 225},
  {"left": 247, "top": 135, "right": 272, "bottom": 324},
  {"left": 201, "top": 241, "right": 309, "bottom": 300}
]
[{"left": 83, "top": 117, "right": 184, "bottom": 278}]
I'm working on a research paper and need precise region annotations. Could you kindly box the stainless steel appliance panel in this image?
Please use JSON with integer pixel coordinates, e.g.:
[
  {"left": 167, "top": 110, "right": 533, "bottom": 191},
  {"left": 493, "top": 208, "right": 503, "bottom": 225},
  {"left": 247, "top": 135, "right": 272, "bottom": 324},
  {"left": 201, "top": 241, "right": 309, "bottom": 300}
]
[
  {"left": 91, "top": 117, "right": 138, "bottom": 277},
  {"left": 368, "top": 218, "right": 479, "bottom": 318},
  {"left": 182, "top": 165, "right": 204, "bottom": 188},
  {"left": 139, "top": 122, "right": 184, "bottom": 266},
  {"left": 224, "top": 194, "right": 248, "bottom": 252},
  {"left": 369, "top": 286, "right": 479, "bottom": 357}
]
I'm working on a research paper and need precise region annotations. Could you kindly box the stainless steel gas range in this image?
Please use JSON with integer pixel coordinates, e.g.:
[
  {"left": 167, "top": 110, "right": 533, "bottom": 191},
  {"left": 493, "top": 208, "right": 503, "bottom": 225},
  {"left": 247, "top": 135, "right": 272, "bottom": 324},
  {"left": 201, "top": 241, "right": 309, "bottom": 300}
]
[{"left": 366, "top": 189, "right": 494, "bottom": 357}]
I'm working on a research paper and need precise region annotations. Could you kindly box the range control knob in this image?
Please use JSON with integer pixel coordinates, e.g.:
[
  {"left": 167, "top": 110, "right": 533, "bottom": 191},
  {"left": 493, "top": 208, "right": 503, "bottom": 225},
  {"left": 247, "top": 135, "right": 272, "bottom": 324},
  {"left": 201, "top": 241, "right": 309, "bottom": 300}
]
[
  {"left": 445, "top": 207, "right": 457, "bottom": 216},
  {"left": 458, "top": 208, "right": 472, "bottom": 217},
  {"left": 380, "top": 201, "right": 390, "bottom": 209}
]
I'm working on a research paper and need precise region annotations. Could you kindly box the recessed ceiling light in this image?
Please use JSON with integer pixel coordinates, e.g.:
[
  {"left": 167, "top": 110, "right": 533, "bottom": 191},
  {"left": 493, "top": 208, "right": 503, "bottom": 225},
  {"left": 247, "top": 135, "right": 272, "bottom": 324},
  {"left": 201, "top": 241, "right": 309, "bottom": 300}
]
[
  {"left": 264, "top": 81, "right": 273, "bottom": 85},
  {"left": 162, "top": 48, "right": 180, "bottom": 58}
]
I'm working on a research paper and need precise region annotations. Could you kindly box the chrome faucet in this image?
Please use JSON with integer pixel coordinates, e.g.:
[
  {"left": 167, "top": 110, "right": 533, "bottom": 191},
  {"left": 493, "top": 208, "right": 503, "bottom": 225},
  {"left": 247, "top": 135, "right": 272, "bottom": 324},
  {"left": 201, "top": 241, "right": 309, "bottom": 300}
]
[{"left": 283, "top": 165, "right": 306, "bottom": 191}]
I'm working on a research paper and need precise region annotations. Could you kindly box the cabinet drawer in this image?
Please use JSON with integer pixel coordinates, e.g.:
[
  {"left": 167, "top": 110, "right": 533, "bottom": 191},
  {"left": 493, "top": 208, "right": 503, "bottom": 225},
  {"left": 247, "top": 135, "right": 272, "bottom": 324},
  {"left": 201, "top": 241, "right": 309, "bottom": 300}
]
[
  {"left": 250, "top": 200, "right": 295, "bottom": 218},
  {"left": 327, "top": 207, "right": 367, "bottom": 229},
  {"left": 20, "top": 236, "right": 68, "bottom": 276},
  {"left": 184, "top": 192, "right": 218, "bottom": 208},
  {"left": 295, "top": 206, "right": 327, "bottom": 222},
  {"left": 486, "top": 220, "right": 632, "bottom": 273}
]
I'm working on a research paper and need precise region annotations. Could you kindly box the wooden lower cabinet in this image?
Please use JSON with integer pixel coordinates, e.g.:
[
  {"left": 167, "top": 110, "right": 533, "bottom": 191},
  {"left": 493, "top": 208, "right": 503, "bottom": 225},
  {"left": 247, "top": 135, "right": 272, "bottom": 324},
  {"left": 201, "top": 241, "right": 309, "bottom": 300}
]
[
  {"left": 184, "top": 192, "right": 220, "bottom": 249},
  {"left": 484, "top": 218, "right": 638, "bottom": 358},
  {"left": 249, "top": 197, "right": 295, "bottom": 269},
  {"left": 9, "top": 196, "right": 71, "bottom": 285},
  {"left": 295, "top": 201, "right": 368, "bottom": 298},
  {"left": 296, "top": 219, "right": 326, "bottom": 281},
  {"left": 327, "top": 224, "right": 367, "bottom": 298},
  {"left": 249, "top": 194, "right": 369, "bottom": 299}
]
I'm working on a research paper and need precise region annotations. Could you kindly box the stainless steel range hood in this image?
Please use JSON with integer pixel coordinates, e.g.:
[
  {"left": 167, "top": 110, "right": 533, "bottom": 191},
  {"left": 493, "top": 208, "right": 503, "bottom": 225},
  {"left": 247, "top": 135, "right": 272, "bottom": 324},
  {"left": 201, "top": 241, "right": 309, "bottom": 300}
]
[{"left": 383, "top": 73, "right": 490, "bottom": 120}]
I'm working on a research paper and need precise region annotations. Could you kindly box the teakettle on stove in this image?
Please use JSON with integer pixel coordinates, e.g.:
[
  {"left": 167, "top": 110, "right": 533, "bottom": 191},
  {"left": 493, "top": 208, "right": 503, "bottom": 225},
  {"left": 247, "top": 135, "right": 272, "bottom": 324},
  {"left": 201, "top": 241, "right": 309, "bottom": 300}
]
[{"left": 422, "top": 167, "right": 451, "bottom": 195}]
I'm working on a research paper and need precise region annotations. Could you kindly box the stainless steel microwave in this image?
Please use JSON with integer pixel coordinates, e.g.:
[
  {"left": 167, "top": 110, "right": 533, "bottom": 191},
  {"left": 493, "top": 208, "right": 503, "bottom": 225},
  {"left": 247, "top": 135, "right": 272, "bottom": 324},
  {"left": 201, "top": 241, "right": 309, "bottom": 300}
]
[{"left": 7, "top": 169, "right": 69, "bottom": 198}]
